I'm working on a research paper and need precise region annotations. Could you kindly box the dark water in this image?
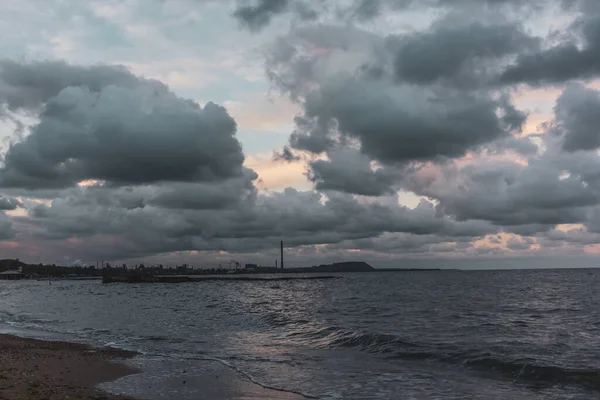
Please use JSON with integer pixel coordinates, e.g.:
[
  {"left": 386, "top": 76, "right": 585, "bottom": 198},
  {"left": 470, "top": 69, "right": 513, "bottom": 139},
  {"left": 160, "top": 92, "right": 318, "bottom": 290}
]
[{"left": 2, "top": 269, "right": 600, "bottom": 399}]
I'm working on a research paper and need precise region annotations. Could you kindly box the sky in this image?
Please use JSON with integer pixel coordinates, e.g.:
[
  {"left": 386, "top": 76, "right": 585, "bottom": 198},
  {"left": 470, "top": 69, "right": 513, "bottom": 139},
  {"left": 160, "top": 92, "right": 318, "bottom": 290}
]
[{"left": 3, "top": 0, "right": 600, "bottom": 268}]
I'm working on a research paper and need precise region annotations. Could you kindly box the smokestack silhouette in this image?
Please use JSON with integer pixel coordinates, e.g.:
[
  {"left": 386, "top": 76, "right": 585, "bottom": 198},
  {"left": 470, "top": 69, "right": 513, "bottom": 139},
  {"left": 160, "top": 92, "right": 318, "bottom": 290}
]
[{"left": 280, "top": 240, "right": 284, "bottom": 269}]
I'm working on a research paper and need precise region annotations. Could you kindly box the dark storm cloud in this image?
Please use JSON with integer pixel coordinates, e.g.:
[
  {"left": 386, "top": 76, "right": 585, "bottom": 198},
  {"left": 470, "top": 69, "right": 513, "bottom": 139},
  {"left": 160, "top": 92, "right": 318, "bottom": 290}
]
[
  {"left": 409, "top": 154, "right": 599, "bottom": 227},
  {"left": 0, "top": 61, "right": 247, "bottom": 189},
  {"left": 148, "top": 169, "right": 258, "bottom": 210},
  {"left": 0, "top": 196, "right": 21, "bottom": 210},
  {"left": 27, "top": 169, "right": 258, "bottom": 216},
  {"left": 233, "top": 0, "right": 291, "bottom": 31},
  {"left": 553, "top": 84, "right": 600, "bottom": 152},
  {"left": 500, "top": 14, "right": 600, "bottom": 85},
  {"left": 389, "top": 20, "right": 539, "bottom": 87},
  {"left": 307, "top": 149, "right": 397, "bottom": 196},
  {"left": 246, "top": 1, "right": 600, "bottom": 254},
  {"left": 267, "top": 22, "right": 528, "bottom": 165},
  {"left": 288, "top": 116, "right": 337, "bottom": 154},
  {"left": 232, "top": 0, "right": 320, "bottom": 31},
  {"left": 584, "top": 206, "right": 600, "bottom": 233},
  {"left": 232, "top": 0, "right": 547, "bottom": 31},
  {"left": 0, "top": 59, "right": 165, "bottom": 114},
  {"left": 0, "top": 212, "right": 12, "bottom": 240},
  {"left": 294, "top": 76, "right": 525, "bottom": 163},
  {"left": 402, "top": 127, "right": 600, "bottom": 230},
  {"left": 25, "top": 185, "right": 498, "bottom": 258}
]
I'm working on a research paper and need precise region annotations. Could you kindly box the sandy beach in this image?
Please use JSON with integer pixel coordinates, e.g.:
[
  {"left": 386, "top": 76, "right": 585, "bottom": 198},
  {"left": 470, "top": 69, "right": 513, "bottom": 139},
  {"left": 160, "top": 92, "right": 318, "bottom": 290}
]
[
  {"left": 0, "top": 334, "right": 307, "bottom": 400},
  {"left": 0, "top": 334, "right": 138, "bottom": 400}
]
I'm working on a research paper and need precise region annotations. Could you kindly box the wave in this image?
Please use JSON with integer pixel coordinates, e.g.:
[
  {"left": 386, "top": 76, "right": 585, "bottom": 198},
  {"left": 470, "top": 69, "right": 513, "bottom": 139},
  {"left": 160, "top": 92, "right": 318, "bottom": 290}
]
[
  {"left": 260, "top": 312, "right": 310, "bottom": 328},
  {"left": 286, "top": 325, "right": 422, "bottom": 353},
  {"left": 150, "top": 352, "right": 319, "bottom": 399},
  {"left": 289, "top": 325, "right": 600, "bottom": 391},
  {"left": 463, "top": 356, "right": 600, "bottom": 391}
]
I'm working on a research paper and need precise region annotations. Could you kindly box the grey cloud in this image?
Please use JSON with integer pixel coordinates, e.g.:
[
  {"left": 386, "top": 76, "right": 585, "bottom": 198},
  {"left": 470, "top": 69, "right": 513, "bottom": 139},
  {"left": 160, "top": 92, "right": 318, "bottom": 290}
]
[
  {"left": 538, "top": 226, "right": 600, "bottom": 247},
  {"left": 0, "top": 195, "right": 21, "bottom": 210},
  {"left": 0, "top": 212, "right": 13, "bottom": 240},
  {"left": 325, "top": 232, "right": 475, "bottom": 255},
  {"left": 408, "top": 154, "right": 599, "bottom": 228},
  {"left": 584, "top": 207, "right": 600, "bottom": 233},
  {"left": 500, "top": 15, "right": 600, "bottom": 85},
  {"left": 288, "top": 116, "right": 336, "bottom": 154},
  {"left": 504, "top": 224, "right": 554, "bottom": 236},
  {"left": 267, "top": 24, "right": 527, "bottom": 164},
  {"left": 233, "top": 0, "right": 291, "bottom": 31},
  {"left": 24, "top": 186, "right": 497, "bottom": 258},
  {"left": 273, "top": 145, "right": 300, "bottom": 162},
  {"left": 389, "top": 20, "right": 539, "bottom": 87},
  {"left": 553, "top": 83, "right": 600, "bottom": 152},
  {"left": 307, "top": 149, "right": 397, "bottom": 196},
  {"left": 0, "top": 59, "right": 166, "bottom": 114},
  {"left": 232, "top": 0, "right": 320, "bottom": 31},
  {"left": 149, "top": 169, "right": 258, "bottom": 210},
  {"left": 265, "top": 25, "right": 386, "bottom": 101},
  {"left": 506, "top": 236, "right": 534, "bottom": 250},
  {"left": 347, "top": 0, "right": 383, "bottom": 21},
  {"left": 0, "top": 62, "right": 246, "bottom": 189},
  {"left": 232, "top": 0, "right": 546, "bottom": 32},
  {"left": 485, "top": 136, "right": 539, "bottom": 156},
  {"left": 295, "top": 76, "right": 525, "bottom": 163}
]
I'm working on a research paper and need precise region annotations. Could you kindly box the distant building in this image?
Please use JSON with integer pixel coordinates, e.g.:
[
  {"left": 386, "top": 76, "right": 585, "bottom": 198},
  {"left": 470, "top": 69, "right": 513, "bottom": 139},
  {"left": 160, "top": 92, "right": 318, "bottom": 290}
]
[{"left": 0, "top": 270, "right": 24, "bottom": 280}]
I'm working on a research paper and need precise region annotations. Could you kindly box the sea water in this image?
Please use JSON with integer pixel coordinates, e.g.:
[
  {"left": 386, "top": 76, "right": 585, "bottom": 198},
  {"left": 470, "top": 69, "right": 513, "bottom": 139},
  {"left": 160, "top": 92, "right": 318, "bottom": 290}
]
[{"left": 1, "top": 269, "right": 599, "bottom": 399}]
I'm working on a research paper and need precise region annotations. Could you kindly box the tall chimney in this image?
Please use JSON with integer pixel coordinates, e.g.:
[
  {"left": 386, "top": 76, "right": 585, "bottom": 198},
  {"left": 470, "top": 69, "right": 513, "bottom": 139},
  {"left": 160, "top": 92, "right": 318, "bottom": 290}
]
[{"left": 280, "top": 240, "right": 284, "bottom": 269}]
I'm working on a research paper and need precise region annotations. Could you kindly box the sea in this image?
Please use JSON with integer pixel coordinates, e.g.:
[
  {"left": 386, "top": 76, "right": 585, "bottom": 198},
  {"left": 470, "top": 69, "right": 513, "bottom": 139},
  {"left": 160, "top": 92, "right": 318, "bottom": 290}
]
[{"left": 1, "top": 269, "right": 600, "bottom": 399}]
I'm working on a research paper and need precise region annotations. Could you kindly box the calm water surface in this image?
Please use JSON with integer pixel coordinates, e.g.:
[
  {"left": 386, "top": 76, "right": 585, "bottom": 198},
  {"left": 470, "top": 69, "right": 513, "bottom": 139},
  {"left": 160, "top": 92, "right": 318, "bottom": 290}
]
[{"left": 1, "top": 269, "right": 600, "bottom": 399}]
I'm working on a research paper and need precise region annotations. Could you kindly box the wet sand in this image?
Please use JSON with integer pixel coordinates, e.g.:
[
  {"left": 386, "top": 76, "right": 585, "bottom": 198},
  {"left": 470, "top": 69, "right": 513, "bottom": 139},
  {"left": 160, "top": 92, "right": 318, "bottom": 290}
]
[
  {"left": 0, "top": 334, "right": 307, "bottom": 400},
  {"left": 0, "top": 334, "right": 138, "bottom": 400}
]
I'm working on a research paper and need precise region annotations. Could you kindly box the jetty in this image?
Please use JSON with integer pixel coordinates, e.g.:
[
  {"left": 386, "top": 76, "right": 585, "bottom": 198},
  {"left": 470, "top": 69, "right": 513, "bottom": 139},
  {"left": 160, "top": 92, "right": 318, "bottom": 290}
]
[{"left": 102, "top": 273, "right": 340, "bottom": 284}]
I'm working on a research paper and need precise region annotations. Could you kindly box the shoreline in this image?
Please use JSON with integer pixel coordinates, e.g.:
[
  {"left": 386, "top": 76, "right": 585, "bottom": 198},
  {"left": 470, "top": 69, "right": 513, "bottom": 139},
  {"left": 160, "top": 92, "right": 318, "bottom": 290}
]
[
  {"left": 0, "top": 333, "right": 309, "bottom": 400},
  {"left": 0, "top": 334, "right": 139, "bottom": 399}
]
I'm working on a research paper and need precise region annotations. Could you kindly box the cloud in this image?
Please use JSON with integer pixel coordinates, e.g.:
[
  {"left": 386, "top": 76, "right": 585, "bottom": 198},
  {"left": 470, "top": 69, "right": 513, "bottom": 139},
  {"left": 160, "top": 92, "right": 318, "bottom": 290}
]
[
  {"left": 389, "top": 19, "right": 539, "bottom": 87},
  {"left": 307, "top": 148, "right": 398, "bottom": 196},
  {"left": 0, "top": 60, "right": 246, "bottom": 189},
  {"left": 8, "top": 1, "right": 600, "bottom": 264},
  {"left": 267, "top": 23, "right": 528, "bottom": 165},
  {"left": 0, "top": 195, "right": 21, "bottom": 210},
  {"left": 500, "top": 13, "right": 600, "bottom": 85},
  {"left": 273, "top": 145, "right": 300, "bottom": 162},
  {"left": 0, "top": 211, "right": 13, "bottom": 240},
  {"left": 148, "top": 168, "right": 258, "bottom": 210},
  {"left": 0, "top": 59, "right": 165, "bottom": 114},
  {"left": 231, "top": 0, "right": 548, "bottom": 32},
  {"left": 22, "top": 185, "right": 498, "bottom": 259},
  {"left": 553, "top": 83, "right": 600, "bottom": 152},
  {"left": 407, "top": 152, "right": 599, "bottom": 228},
  {"left": 232, "top": 0, "right": 319, "bottom": 31},
  {"left": 293, "top": 75, "right": 525, "bottom": 163},
  {"left": 506, "top": 236, "right": 534, "bottom": 250}
]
